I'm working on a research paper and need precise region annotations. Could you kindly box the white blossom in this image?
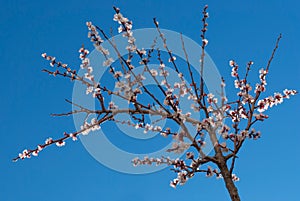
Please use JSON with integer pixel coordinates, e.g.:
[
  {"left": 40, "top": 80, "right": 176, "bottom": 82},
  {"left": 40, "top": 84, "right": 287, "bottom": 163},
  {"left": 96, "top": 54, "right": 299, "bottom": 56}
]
[
  {"left": 70, "top": 133, "right": 78, "bottom": 141},
  {"left": 229, "top": 60, "right": 235, "bottom": 67},
  {"left": 150, "top": 69, "right": 158, "bottom": 76},
  {"left": 86, "top": 86, "right": 94, "bottom": 95},
  {"left": 202, "top": 38, "right": 208, "bottom": 46},
  {"left": 232, "top": 174, "right": 240, "bottom": 182},
  {"left": 56, "top": 141, "right": 66, "bottom": 147},
  {"left": 168, "top": 56, "right": 176, "bottom": 62},
  {"left": 103, "top": 58, "right": 114, "bottom": 67},
  {"left": 45, "top": 138, "right": 53, "bottom": 145}
]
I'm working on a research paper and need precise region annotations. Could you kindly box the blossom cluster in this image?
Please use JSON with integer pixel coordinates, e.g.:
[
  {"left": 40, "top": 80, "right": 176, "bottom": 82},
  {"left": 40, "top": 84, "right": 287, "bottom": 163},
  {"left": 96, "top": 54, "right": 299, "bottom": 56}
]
[
  {"left": 80, "top": 118, "right": 101, "bottom": 135},
  {"left": 41, "top": 53, "right": 77, "bottom": 80},
  {"left": 169, "top": 164, "right": 224, "bottom": 188},
  {"left": 14, "top": 6, "right": 297, "bottom": 198},
  {"left": 79, "top": 48, "right": 93, "bottom": 82},
  {"left": 86, "top": 21, "right": 113, "bottom": 67},
  {"left": 257, "top": 89, "right": 296, "bottom": 112},
  {"left": 132, "top": 156, "right": 173, "bottom": 167},
  {"left": 113, "top": 7, "right": 136, "bottom": 52},
  {"left": 15, "top": 116, "right": 102, "bottom": 162}
]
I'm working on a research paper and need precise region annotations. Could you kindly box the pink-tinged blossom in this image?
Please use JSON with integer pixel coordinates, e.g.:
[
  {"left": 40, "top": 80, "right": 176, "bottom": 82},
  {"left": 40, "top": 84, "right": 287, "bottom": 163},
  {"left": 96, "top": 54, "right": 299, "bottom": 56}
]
[
  {"left": 234, "top": 80, "right": 241, "bottom": 89},
  {"left": 244, "top": 83, "right": 252, "bottom": 91},
  {"left": 160, "top": 132, "right": 168, "bottom": 138},
  {"left": 81, "top": 122, "right": 91, "bottom": 135},
  {"left": 255, "top": 83, "right": 266, "bottom": 93},
  {"left": 231, "top": 69, "right": 238, "bottom": 77},
  {"left": 79, "top": 48, "right": 89, "bottom": 59},
  {"left": 113, "top": 13, "right": 129, "bottom": 24},
  {"left": 80, "top": 119, "right": 101, "bottom": 134},
  {"left": 56, "top": 141, "right": 65, "bottom": 147},
  {"left": 207, "top": 93, "right": 214, "bottom": 102},
  {"left": 80, "top": 58, "right": 90, "bottom": 69},
  {"left": 229, "top": 60, "right": 239, "bottom": 77},
  {"left": 256, "top": 89, "right": 297, "bottom": 112},
  {"left": 70, "top": 133, "right": 78, "bottom": 141},
  {"left": 144, "top": 123, "right": 153, "bottom": 133},
  {"left": 168, "top": 56, "right": 176, "bottom": 62},
  {"left": 216, "top": 174, "right": 223, "bottom": 179},
  {"left": 37, "top": 145, "right": 43, "bottom": 151},
  {"left": 98, "top": 47, "right": 109, "bottom": 56},
  {"left": 45, "top": 138, "right": 53, "bottom": 145},
  {"left": 153, "top": 126, "right": 162, "bottom": 132},
  {"left": 93, "top": 87, "right": 101, "bottom": 98},
  {"left": 86, "top": 21, "right": 104, "bottom": 46},
  {"left": 273, "top": 93, "right": 283, "bottom": 105},
  {"left": 253, "top": 131, "right": 261, "bottom": 140},
  {"left": 218, "top": 124, "right": 230, "bottom": 135},
  {"left": 109, "top": 101, "right": 118, "bottom": 110},
  {"left": 238, "top": 130, "right": 248, "bottom": 140},
  {"left": 113, "top": 9, "right": 136, "bottom": 52},
  {"left": 257, "top": 99, "right": 268, "bottom": 113},
  {"left": 238, "top": 106, "right": 248, "bottom": 119},
  {"left": 186, "top": 152, "right": 194, "bottom": 159},
  {"left": 84, "top": 73, "right": 94, "bottom": 82},
  {"left": 188, "top": 95, "right": 197, "bottom": 101},
  {"left": 207, "top": 93, "right": 217, "bottom": 104},
  {"left": 185, "top": 112, "right": 191, "bottom": 117},
  {"left": 167, "top": 142, "right": 190, "bottom": 154},
  {"left": 41, "top": 53, "right": 47, "bottom": 58},
  {"left": 150, "top": 69, "right": 158, "bottom": 76},
  {"left": 259, "top": 68, "right": 268, "bottom": 84},
  {"left": 174, "top": 82, "right": 180, "bottom": 89},
  {"left": 134, "top": 123, "right": 142, "bottom": 130},
  {"left": 124, "top": 73, "right": 131, "bottom": 79},
  {"left": 132, "top": 157, "right": 140, "bottom": 167},
  {"left": 115, "top": 81, "right": 125, "bottom": 89},
  {"left": 223, "top": 104, "right": 231, "bottom": 111},
  {"left": 283, "top": 89, "right": 297, "bottom": 98},
  {"left": 170, "top": 179, "right": 179, "bottom": 188},
  {"left": 21, "top": 149, "right": 30, "bottom": 159},
  {"left": 254, "top": 113, "right": 269, "bottom": 121},
  {"left": 177, "top": 171, "right": 188, "bottom": 185},
  {"left": 232, "top": 174, "right": 240, "bottom": 182},
  {"left": 87, "top": 66, "right": 93, "bottom": 73},
  {"left": 114, "top": 71, "right": 123, "bottom": 78},
  {"left": 91, "top": 118, "right": 101, "bottom": 131},
  {"left": 86, "top": 86, "right": 94, "bottom": 95},
  {"left": 32, "top": 150, "right": 39, "bottom": 157},
  {"left": 241, "top": 94, "right": 254, "bottom": 105},
  {"left": 202, "top": 38, "right": 208, "bottom": 46},
  {"left": 160, "top": 69, "right": 170, "bottom": 77},
  {"left": 207, "top": 106, "right": 213, "bottom": 113},
  {"left": 138, "top": 48, "right": 146, "bottom": 55},
  {"left": 229, "top": 110, "right": 240, "bottom": 122},
  {"left": 118, "top": 25, "right": 123, "bottom": 33},
  {"left": 103, "top": 58, "right": 114, "bottom": 67},
  {"left": 18, "top": 153, "right": 24, "bottom": 160},
  {"left": 49, "top": 57, "right": 56, "bottom": 67}
]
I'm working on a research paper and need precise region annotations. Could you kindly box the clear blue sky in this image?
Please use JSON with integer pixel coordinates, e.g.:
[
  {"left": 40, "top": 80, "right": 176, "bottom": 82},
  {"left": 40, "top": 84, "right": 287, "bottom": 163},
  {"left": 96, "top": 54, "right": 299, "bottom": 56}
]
[{"left": 1, "top": 0, "right": 299, "bottom": 200}]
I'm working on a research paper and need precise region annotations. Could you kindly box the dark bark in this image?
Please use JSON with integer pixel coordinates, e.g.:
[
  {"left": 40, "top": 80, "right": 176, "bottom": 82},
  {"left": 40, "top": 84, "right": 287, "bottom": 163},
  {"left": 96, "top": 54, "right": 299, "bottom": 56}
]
[
  {"left": 206, "top": 129, "right": 241, "bottom": 201},
  {"left": 217, "top": 156, "right": 241, "bottom": 201}
]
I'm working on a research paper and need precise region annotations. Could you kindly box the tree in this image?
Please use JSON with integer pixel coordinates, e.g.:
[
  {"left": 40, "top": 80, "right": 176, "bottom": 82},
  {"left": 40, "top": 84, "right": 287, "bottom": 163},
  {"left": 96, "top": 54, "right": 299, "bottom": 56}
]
[{"left": 13, "top": 5, "right": 296, "bottom": 201}]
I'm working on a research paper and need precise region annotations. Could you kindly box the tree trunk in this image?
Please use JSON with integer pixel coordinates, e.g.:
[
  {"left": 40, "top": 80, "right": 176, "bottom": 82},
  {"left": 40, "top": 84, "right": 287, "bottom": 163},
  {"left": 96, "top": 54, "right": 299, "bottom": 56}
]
[{"left": 217, "top": 157, "right": 241, "bottom": 201}]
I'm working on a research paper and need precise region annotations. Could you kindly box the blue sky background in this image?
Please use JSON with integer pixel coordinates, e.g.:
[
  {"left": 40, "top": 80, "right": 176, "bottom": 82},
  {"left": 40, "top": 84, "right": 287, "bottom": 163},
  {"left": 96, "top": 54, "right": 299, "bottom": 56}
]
[{"left": 1, "top": 0, "right": 299, "bottom": 200}]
